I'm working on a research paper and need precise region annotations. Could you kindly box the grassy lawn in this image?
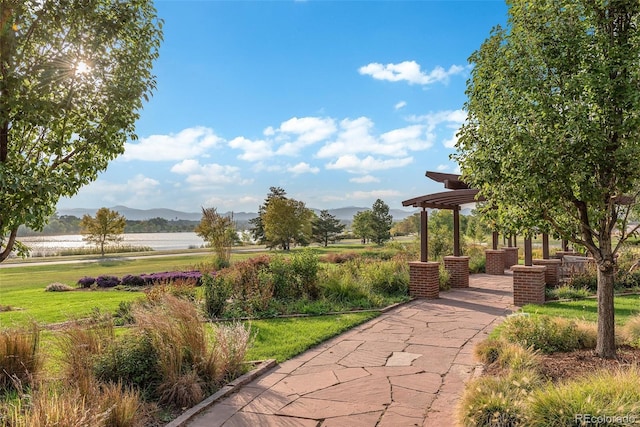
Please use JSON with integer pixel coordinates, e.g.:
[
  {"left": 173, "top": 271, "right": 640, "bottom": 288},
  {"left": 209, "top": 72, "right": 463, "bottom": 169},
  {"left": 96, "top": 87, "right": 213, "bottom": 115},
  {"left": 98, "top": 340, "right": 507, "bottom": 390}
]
[
  {"left": 245, "top": 312, "right": 379, "bottom": 362},
  {"left": 521, "top": 294, "right": 640, "bottom": 324},
  {"left": 0, "top": 255, "right": 214, "bottom": 327}
]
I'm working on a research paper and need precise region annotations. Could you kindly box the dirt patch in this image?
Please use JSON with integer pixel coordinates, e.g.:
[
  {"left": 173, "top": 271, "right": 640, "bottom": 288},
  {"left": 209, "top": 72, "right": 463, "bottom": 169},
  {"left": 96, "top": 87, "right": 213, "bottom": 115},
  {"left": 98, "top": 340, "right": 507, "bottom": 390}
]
[{"left": 538, "top": 346, "right": 640, "bottom": 382}]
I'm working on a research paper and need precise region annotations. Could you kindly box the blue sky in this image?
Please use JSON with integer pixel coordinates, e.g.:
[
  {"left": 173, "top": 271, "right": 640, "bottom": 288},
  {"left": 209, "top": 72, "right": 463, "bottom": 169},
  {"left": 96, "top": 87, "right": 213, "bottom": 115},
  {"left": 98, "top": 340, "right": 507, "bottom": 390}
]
[{"left": 58, "top": 0, "right": 508, "bottom": 214}]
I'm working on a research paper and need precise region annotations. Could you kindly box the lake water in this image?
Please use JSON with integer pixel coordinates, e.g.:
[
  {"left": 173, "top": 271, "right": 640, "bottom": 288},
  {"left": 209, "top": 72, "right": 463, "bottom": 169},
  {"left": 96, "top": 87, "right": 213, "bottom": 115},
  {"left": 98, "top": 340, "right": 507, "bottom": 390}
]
[{"left": 20, "top": 232, "right": 207, "bottom": 255}]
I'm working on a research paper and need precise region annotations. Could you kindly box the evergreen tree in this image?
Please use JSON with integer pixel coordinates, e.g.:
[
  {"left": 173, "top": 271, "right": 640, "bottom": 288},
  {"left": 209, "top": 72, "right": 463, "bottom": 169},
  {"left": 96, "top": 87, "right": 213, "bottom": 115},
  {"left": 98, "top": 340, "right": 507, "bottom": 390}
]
[{"left": 312, "top": 210, "right": 345, "bottom": 247}]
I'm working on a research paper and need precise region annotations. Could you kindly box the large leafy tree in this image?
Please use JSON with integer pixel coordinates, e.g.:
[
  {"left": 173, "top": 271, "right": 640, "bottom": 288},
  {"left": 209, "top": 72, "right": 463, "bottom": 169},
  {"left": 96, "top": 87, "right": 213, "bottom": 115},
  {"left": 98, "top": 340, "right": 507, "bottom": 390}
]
[
  {"left": 249, "top": 186, "right": 287, "bottom": 245},
  {"left": 455, "top": 0, "right": 640, "bottom": 358},
  {"left": 352, "top": 210, "right": 374, "bottom": 244},
  {"left": 312, "top": 210, "right": 345, "bottom": 247},
  {"left": 79, "top": 207, "right": 126, "bottom": 256},
  {"left": 263, "top": 197, "right": 313, "bottom": 250},
  {"left": 370, "top": 199, "right": 393, "bottom": 245},
  {"left": 0, "top": 0, "right": 162, "bottom": 261}
]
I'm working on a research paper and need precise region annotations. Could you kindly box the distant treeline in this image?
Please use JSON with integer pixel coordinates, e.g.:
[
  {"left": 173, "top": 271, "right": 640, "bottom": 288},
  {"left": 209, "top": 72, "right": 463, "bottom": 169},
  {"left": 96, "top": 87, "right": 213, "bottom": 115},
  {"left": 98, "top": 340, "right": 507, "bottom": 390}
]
[{"left": 16, "top": 214, "right": 199, "bottom": 236}]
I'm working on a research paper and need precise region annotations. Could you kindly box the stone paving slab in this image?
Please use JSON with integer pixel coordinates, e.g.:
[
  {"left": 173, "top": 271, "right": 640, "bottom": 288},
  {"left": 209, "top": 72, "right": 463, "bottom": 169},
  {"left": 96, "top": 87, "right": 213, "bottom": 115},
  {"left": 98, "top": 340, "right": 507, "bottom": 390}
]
[{"left": 184, "top": 273, "right": 514, "bottom": 427}]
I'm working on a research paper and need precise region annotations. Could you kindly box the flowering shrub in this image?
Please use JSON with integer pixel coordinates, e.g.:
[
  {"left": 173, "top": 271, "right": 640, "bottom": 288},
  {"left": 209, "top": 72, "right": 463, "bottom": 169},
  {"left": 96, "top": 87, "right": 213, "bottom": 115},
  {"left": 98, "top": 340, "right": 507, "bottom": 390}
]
[
  {"left": 77, "top": 276, "right": 96, "bottom": 288},
  {"left": 96, "top": 275, "right": 120, "bottom": 288},
  {"left": 77, "top": 271, "right": 203, "bottom": 290}
]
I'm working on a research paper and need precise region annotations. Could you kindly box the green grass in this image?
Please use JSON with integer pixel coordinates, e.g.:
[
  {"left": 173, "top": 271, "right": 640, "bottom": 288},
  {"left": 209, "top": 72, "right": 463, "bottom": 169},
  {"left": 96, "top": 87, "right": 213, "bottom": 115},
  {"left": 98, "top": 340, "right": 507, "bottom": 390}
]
[
  {"left": 245, "top": 312, "right": 379, "bottom": 362},
  {"left": 521, "top": 294, "right": 640, "bottom": 325},
  {"left": 0, "top": 255, "right": 215, "bottom": 327}
]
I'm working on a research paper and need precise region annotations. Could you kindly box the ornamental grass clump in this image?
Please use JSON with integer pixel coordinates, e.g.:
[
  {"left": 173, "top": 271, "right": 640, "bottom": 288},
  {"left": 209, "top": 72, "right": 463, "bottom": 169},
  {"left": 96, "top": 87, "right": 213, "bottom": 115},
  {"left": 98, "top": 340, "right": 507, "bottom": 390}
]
[
  {"left": 526, "top": 366, "right": 640, "bottom": 427},
  {"left": 0, "top": 324, "right": 41, "bottom": 392},
  {"left": 458, "top": 369, "right": 541, "bottom": 427},
  {"left": 499, "top": 314, "right": 595, "bottom": 353}
]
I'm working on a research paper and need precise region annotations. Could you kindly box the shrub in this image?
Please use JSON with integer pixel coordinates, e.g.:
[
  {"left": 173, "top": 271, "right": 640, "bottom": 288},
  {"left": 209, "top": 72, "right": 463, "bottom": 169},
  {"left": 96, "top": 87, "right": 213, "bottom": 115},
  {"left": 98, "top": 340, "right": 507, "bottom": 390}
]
[
  {"left": 616, "top": 270, "right": 640, "bottom": 290},
  {"left": 527, "top": 366, "right": 640, "bottom": 427},
  {"left": 94, "top": 333, "right": 160, "bottom": 398},
  {"left": 213, "top": 322, "right": 253, "bottom": 382},
  {"left": 120, "top": 274, "right": 146, "bottom": 287},
  {"left": 458, "top": 369, "right": 540, "bottom": 427},
  {"left": 439, "top": 264, "right": 451, "bottom": 291},
  {"left": 45, "top": 282, "right": 74, "bottom": 292},
  {"left": 566, "top": 269, "right": 597, "bottom": 292},
  {"left": 474, "top": 338, "right": 540, "bottom": 372},
  {"left": 113, "top": 301, "right": 135, "bottom": 326},
  {"left": 0, "top": 324, "right": 41, "bottom": 392},
  {"left": 78, "top": 276, "right": 96, "bottom": 288},
  {"left": 99, "top": 381, "right": 146, "bottom": 427},
  {"left": 320, "top": 252, "right": 359, "bottom": 264},
  {"left": 622, "top": 314, "right": 640, "bottom": 348},
  {"left": 290, "top": 249, "right": 320, "bottom": 299},
  {"left": 362, "top": 260, "right": 408, "bottom": 296},
  {"left": 202, "top": 273, "right": 232, "bottom": 318},
  {"left": 547, "top": 285, "right": 592, "bottom": 300},
  {"left": 466, "top": 245, "right": 486, "bottom": 274},
  {"left": 320, "top": 267, "right": 370, "bottom": 303},
  {"left": 498, "top": 314, "right": 595, "bottom": 353},
  {"left": 96, "top": 275, "right": 121, "bottom": 288},
  {"left": 57, "top": 318, "right": 113, "bottom": 394}
]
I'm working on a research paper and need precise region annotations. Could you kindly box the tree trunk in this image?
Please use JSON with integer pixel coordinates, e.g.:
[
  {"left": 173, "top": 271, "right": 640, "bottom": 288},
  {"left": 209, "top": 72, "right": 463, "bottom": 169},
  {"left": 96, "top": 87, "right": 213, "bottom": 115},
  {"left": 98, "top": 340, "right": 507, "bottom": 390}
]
[
  {"left": 0, "top": 228, "right": 17, "bottom": 262},
  {"left": 100, "top": 241, "right": 105, "bottom": 257},
  {"left": 596, "top": 259, "right": 617, "bottom": 359}
]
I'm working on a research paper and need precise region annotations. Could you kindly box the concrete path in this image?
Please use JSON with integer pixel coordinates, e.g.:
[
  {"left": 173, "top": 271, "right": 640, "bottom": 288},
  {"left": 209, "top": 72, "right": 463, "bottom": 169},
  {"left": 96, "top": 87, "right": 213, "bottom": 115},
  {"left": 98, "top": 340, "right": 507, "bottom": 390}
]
[{"left": 186, "top": 273, "right": 514, "bottom": 427}]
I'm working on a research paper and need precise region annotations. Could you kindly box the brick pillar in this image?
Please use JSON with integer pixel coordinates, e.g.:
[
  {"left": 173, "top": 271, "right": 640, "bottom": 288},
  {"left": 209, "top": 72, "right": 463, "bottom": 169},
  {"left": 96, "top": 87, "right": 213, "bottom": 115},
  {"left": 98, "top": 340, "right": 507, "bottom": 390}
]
[
  {"left": 504, "top": 247, "right": 519, "bottom": 269},
  {"left": 408, "top": 261, "right": 440, "bottom": 299},
  {"left": 444, "top": 256, "right": 470, "bottom": 288},
  {"left": 532, "top": 258, "right": 562, "bottom": 287},
  {"left": 485, "top": 249, "right": 506, "bottom": 275},
  {"left": 512, "top": 265, "right": 546, "bottom": 306}
]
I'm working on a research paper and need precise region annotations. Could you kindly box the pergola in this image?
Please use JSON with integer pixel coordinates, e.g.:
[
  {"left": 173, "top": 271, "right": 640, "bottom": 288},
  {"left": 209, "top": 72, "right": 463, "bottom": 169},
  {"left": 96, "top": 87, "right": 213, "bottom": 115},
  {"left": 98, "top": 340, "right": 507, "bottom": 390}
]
[{"left": 402, "top": 171, "right": 484, "bottom": 262}]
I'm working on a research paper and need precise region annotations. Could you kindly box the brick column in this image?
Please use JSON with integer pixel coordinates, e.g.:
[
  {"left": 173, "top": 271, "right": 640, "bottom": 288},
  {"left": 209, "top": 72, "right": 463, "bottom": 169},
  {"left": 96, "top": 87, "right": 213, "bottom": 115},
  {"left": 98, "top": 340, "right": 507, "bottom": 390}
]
[
  {"left": 512, "top": 265, "right": 546, "bottom": 306},
  {"left": 504, "top": 247, "right": 519, "bottom": 269},
  {"left": 408, "top": 261, "right": 440, "bottom": 299},
  {"left": 485, "top": 249, "right": 506, "bottom": 275},
  {"left": 444, "top": 256, "right": 470, "bottom": 288},
  {"left": 532, "top": 258, "right": 562, "bottom": 287}
]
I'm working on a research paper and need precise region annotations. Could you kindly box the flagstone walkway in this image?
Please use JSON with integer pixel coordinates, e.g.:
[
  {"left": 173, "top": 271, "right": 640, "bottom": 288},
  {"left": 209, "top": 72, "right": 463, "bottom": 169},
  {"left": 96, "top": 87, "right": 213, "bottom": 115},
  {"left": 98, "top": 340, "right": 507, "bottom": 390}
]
[{"left": 184, "top": 273, "right": 514, "bottom": 427}]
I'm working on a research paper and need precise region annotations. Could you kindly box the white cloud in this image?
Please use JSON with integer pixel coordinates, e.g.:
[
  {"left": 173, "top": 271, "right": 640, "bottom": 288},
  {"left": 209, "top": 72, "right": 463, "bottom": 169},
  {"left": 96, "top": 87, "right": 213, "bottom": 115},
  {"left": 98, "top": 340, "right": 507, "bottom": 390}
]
[
  {"left": 123, "top": 127, "right": 223, "bottom": 161},
  {"left": 347, "top": 189, "right": 401, "bottom": 200},
  {"left": 318, "top": 118, "right": 431, "bottom": 159},
  {"left": 358, "top": 61, "right": 465, "bottom": 85},
  {"left": 170, "top": 160, "right": 251, "bottom": 187},
  {"left": 66, "top": 174, "right": 161, "bottom": 207},
  {"left": 288, "top": 162, "right": 320, "bottom": 175},
  {"left": 443, "top": 132, "right": 459, "bottom": 148},
  {"left": 326, "top": 154, "right": 413, "bottom": 174},
  {"left": 228, "top": 136, "right": 274, "bottom": 162},
  {"left": 275, "top": 117, "right": 336, "bottom": 156},
  {"left": 350, "top": 175, "right": 380, "bottom": 184},
  {"left": 436, "top": 164, "right": 449, "bottom": 171},
  {"left": 395, "top": 101, "right": 407, "bottom": 110}
]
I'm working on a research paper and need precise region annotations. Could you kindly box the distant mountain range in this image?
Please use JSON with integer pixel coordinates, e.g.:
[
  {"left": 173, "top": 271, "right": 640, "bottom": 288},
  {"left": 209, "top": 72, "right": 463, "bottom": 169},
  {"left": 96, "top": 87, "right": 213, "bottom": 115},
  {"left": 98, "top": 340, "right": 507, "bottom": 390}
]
[{"left": 57, "top": 205, "right": 418, "bottom": 222}]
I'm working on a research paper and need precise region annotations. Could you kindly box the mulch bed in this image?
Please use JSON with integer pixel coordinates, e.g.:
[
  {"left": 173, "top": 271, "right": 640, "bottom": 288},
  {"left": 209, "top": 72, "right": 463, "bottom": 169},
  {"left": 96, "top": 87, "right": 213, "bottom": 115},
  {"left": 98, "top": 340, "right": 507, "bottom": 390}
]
[{"left": 538, "top": 346, "right": 640, "bottom": 382}]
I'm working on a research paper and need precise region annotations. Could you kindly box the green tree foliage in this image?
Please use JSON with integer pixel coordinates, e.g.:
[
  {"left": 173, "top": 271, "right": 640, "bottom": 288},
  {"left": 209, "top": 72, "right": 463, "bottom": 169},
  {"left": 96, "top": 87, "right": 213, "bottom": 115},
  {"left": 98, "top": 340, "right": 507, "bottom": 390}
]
[
  {"left": 195, "top": 207, "right": 237, "bottom": 267},
  {"left": 352, "top": 210, "right": 374, "bottom": 244},
  {"left": 312, "top": 210, "right": 345, "bottom": 247},
  {"left": 263, "top": 197, "right": 313, "bottom": 250},
  {"left": 249, "top": 186, "right": 287, "bottom": 244},
  {"left": 0, "top": 0, "right": 163, "bottom": 262},
  {"left": 370, "top": 199, "right": 393, "bottom": 245},
  {"left": 455, "top": 0, "right": 640, "bottom": 358},
  {"left": 79, "top": 208, "right": 126, "bottom": 256},
  {"left": 391, "top": 213, "right": 420, "bottom": 236}
]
